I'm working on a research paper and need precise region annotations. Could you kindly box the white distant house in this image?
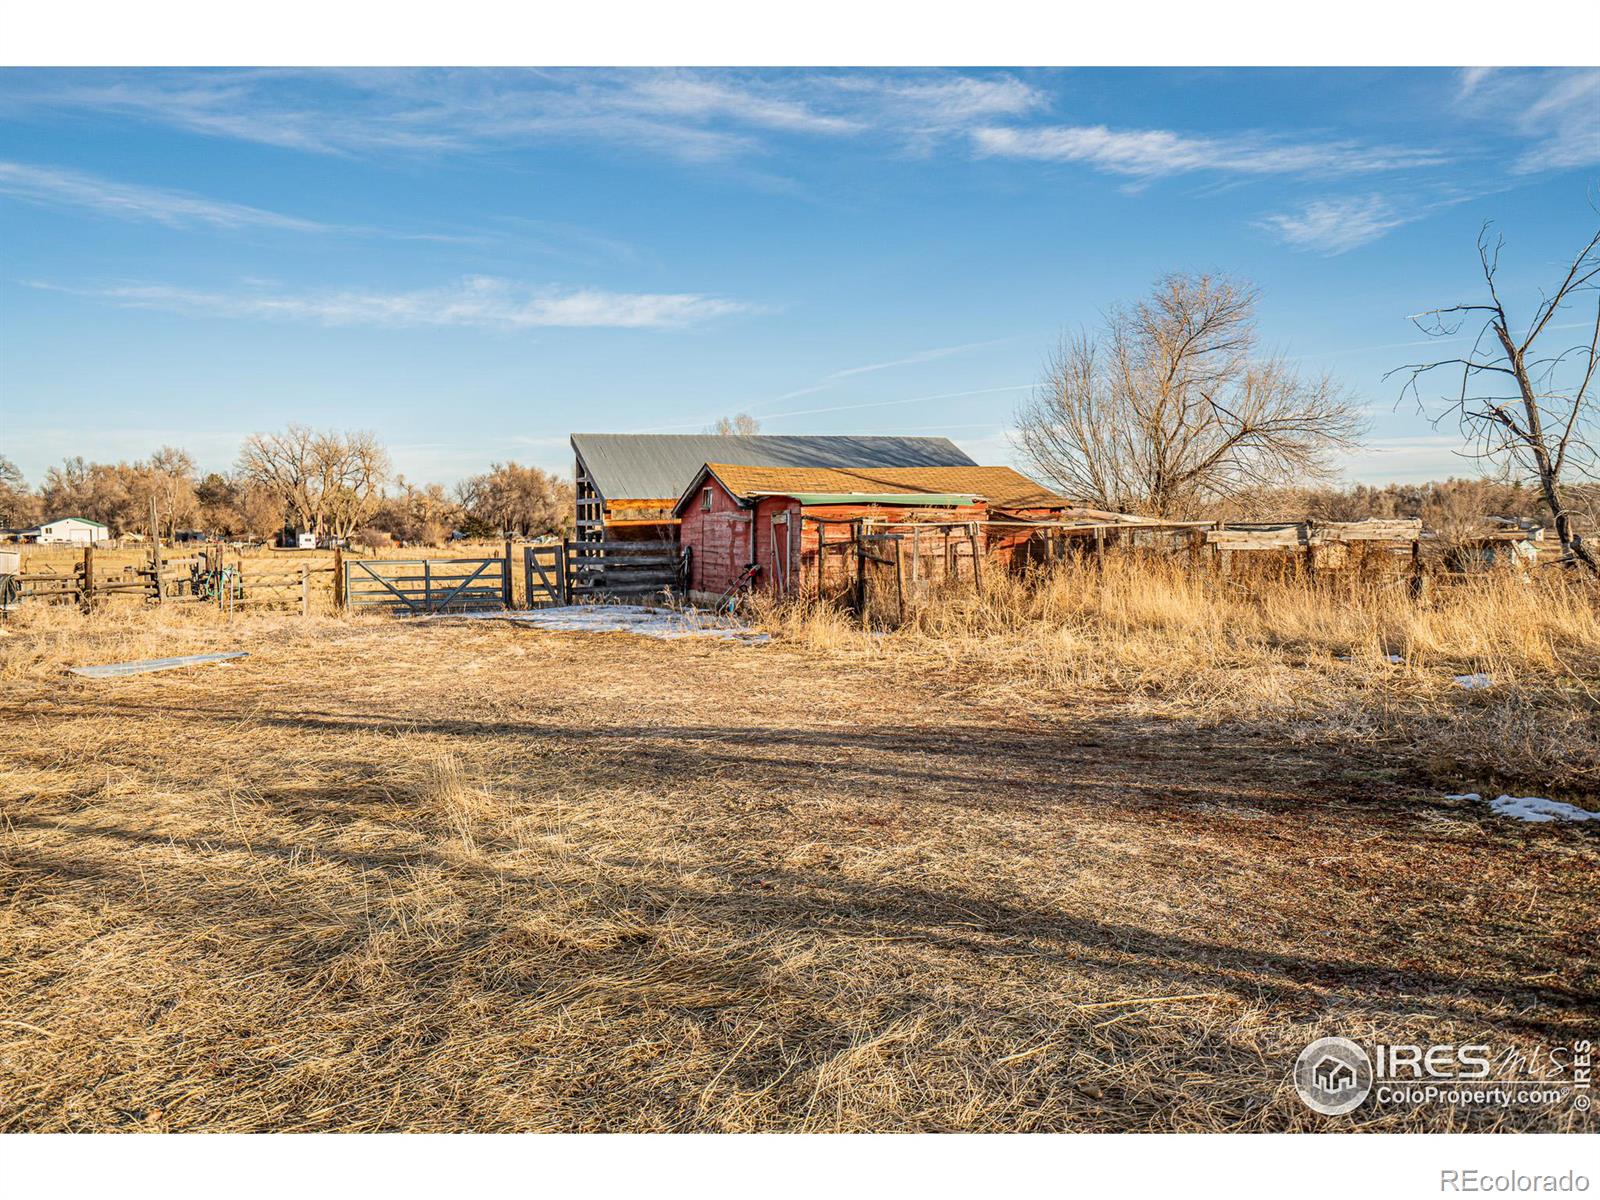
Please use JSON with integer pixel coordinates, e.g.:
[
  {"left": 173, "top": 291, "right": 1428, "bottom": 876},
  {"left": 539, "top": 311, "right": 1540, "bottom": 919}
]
[{"left": 26, "top": 517, "right": 111, "bottom": 546}]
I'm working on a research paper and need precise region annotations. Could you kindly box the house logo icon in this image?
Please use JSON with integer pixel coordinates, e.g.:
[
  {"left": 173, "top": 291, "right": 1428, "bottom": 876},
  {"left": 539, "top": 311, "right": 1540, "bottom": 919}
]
[{"left": 1294, "top": 1037, "right": 1373, "bottom": 1115}]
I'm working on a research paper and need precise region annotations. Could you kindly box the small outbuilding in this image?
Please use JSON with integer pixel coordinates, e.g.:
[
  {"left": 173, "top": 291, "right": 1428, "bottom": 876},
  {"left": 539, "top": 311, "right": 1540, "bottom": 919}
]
[
  {"left": 24, "top": 517, "right": 110, "bottom": 546},
  {"left": 673, "top": 462, "right": 1072, "bottom": 603}
]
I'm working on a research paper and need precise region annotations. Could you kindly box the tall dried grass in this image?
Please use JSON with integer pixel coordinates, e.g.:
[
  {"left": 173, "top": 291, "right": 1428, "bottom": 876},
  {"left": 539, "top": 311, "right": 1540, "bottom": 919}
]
[{"left": 751, "top": 556, "right": 1600, "bottom": 795}]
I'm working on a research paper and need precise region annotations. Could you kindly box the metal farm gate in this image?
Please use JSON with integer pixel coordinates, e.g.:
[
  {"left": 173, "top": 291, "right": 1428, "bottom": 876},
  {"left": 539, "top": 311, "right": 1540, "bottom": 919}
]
[{"left": 343, "top": 556, "right": 509, "bottom": 613}]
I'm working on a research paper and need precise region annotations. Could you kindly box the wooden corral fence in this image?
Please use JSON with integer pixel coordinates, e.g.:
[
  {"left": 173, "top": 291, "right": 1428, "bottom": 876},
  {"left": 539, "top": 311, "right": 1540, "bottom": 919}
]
[
  {"left": 4, "top": 544, "right": 327, "bottom": 616},
  {"left": 566, "top": 539, "right": 689, "bottom": 602},
  {"left": 796, "top": 515, "right": 1441, "bottom": 628}
]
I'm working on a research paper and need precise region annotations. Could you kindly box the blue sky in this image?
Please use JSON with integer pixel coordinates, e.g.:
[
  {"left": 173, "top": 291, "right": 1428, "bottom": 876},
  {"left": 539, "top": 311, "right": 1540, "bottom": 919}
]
[{"left": 1, "top": 66, "right": 1597, "bottom": 488}]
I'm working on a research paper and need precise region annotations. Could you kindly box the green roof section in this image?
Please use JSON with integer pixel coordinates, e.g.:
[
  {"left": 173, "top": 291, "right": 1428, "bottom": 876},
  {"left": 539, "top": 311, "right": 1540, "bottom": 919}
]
[{"left": 761, "top": 493, "right": 980, "bottom": 507}]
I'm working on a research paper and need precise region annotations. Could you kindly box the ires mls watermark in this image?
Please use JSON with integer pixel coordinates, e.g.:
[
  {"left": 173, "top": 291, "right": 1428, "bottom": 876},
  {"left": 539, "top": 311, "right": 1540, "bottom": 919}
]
[{"left": 1292, "top": 1037, "right": 1592, "bottom": 1117}]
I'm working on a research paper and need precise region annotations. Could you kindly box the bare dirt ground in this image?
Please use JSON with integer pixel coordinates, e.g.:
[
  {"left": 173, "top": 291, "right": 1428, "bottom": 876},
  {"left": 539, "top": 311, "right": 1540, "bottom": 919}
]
[{"left": 1, "top": 606, "right": 1595, "bottom": 1132}]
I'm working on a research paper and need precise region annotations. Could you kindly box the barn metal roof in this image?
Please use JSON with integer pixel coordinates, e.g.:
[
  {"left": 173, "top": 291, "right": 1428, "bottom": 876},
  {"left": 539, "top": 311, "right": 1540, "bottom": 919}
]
[{"left": 570, "top": 433, "right": 976, "bottom": 503}]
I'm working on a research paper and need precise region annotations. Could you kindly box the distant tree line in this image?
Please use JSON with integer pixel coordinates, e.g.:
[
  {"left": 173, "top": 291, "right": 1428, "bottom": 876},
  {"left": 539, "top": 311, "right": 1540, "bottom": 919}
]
[{"left": 0, "top": 427, "right": 574, "bottom": 546}]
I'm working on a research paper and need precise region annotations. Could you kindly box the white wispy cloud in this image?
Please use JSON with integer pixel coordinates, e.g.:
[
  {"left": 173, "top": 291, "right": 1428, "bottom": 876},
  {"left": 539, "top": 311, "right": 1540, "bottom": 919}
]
[
  {"left": 0, "top": 160, "right": 329, "bottom": 231},
  {"left": 1453, "top": 67, "right": 1600, "bottom": 173},
  {"left": 622, "top": 74, "right": 863, "bottom": 136},
  {"left": 970, "top": 124, "right": 1444, "bottom": 179},
  {"left": 1256, "top": 195, "right": 1413, "bottom": 255},
  {"left": 31, "top": 275, "right": 758, "bottom": 330},
  {"left": 0, "top": 68, "right": 1044, "bottom": 164}
]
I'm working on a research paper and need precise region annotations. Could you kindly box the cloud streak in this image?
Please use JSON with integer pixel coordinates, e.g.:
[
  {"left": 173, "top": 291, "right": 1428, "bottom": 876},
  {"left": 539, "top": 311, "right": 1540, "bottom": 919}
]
[
  {"left": 1453, "top": 67, "right": 1600, "bottom": 173},
  {"left": 0, "top": 160, "right": 330, "bottom": 231},
  {"left": 31, "top": 275, "right": 758, "bottom": 331},
  {"left": 1256, "top": 194, "right": 1413, "bottom": 255},
  {"left": 0, "top": 69, "right": 1045, "bottom": 165},
  {"left": 971, "top": 124, "right": 1445, "bottom": 179}
]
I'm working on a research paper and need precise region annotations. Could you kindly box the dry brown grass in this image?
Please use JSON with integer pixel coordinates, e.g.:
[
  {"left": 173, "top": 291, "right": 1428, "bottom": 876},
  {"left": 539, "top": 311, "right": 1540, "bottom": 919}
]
[
  {"left": 755, "top": 556, "right": 1600, "bottom": 796},
  {"left": 0, "top": 563, "right": 1595, "bottom": 1132}
]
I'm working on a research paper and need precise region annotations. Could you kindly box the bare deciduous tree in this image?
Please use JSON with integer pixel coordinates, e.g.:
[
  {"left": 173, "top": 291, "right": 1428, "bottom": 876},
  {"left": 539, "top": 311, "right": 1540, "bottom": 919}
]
[
  {"left": 456, "top": 462, "right": 572, "bottom": 537},
  {"left": 237, "top": 425, "right": 318, "bottom": 536},
  {"left": 144, "top": 446, "right": 200, "bottom": 537},
  {"left": 0, "top": 456, "right": 40, "bottom": 528},
  {"left": 236, "top": 425, "right": 390, "bottom": 541},
  {"left": 315, "top": 430, "right": 391, "bottom": 541},
  {"left": 706, "top": 413, "right": 761, "bottom": 436},
  {"left": 1014, "top": 273, "right": 1366, "bottom": 518},
  {"left": 1393, "top": 222, "right": 1600, "bottom": 572}
]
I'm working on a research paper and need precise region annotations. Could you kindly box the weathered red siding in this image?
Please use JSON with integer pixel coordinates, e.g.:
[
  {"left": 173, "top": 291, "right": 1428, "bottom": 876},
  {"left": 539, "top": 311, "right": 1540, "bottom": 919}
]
[
  {"left": 681, "top": 483, "right": 1007, "bottom": 602},
  {"left": 985, "top": 505, "right": 1077, "bottom": 569},
  {"left": 679, "top": 475, "right": 755, "bottom": 600}
]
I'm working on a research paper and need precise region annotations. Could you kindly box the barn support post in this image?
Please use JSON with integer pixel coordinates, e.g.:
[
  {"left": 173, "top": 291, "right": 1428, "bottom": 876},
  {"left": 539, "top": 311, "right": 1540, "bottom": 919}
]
[
  {"left": 853, "top": 520, "right": 867, "bottom": 625},
  {"left": 894, "top": 536, "right": 906, "bottom": 625},
  {"left": 1410, "top": 538, "right": 1427, "bottom": 603},
  {"left": 968, "top": 523, "right": 984, "bottom": 595},
  {"left": 816, "top": 523, "right": 826, "bottom": 597}
]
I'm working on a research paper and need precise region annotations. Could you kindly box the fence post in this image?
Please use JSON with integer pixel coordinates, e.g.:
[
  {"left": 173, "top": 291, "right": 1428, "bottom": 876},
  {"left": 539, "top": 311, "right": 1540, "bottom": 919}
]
[
  {"left": 148, "top": 496, "right": 164, "bottom": 605},
  {"left": 300, "top": 564, "right": 309, "bottom": 619},
  {"left": 894, "top": 536, "right": 906, "bottom": 624},
  {"left": 503, "top": 533, "right": 514, "bottom": 609},
  {"left": 333, "top": 545, "right": 345, "bottom": 612},
  {"left": 560, "top": 538, "right": 571, "bottom": 604},
  {"left": 424, "top": 559, "right": 433, "bottom": 613},
  {"left": 80, "top": 544, "right": 94, "bottom": 613}
]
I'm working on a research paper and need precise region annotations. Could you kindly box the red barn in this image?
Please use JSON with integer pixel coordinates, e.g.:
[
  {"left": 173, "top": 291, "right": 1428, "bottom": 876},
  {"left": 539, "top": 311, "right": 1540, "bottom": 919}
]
[{"left": 673, "top": 462, "right": 1072, "bottom": 603}]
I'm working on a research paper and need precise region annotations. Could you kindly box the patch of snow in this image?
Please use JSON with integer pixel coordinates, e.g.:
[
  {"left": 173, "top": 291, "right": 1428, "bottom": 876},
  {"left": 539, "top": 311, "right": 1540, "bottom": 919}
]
[
  {"left": 434, "top": 604, "right": 769, "bottom": 643},
  {"left": 1443, "top": 791, "right": 1598, "bottom": 823},
  {"left": 1454, "top": 672, "right": 1493, "bottom": 689},
  {"left": 1387, "top": 654, "right": 1403, "bottom": 664},
  {"left": 1487, "top": 795, "right": 1598, "bottom": 823}
]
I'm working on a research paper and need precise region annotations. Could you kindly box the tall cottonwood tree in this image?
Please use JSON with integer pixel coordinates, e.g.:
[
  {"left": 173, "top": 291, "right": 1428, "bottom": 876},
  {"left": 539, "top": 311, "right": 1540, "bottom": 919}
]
[
  {"left": 1014, "top": 273, "right": 1365, "bottom": 517},
  {"left": 236, "top": 425, "right": 390, "bottom": 540},
  {"left": 1394, "top": 222, "right": 1600, "bottom": 572}
]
